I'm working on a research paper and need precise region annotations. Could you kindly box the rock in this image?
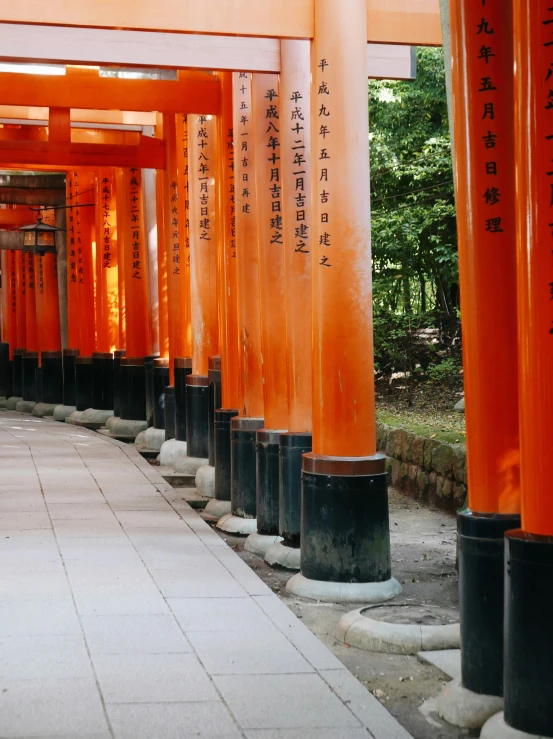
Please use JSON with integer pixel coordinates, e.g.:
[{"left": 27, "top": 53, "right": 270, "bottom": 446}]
[
  {"left": 410, "top": 435, "right": 425, "bottom": 467},
  {"left": 423, "top": 438, "right": 440, "bottom": 471},
  {"left": 454, "top": 396, "right": 465, "bottom": 412},
  {"left": 451, "top": 443, "right": 467, "bottom": 484},
  {"left": 431, "top": 442, "right": 456, "bottom": 477}
]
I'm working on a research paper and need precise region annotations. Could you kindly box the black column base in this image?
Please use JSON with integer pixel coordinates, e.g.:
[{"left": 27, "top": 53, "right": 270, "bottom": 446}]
[
  {"left": 458, "top": 510, "right": 520, "bottom": 697},
  {"left": 144, "top": 355, "right": 158, "bottom": 427},
  {"left": 75, "top": 357, "right": 94, "bottom": 412},
  {"left": 174, "top": 357, "right": 192, "bottom": 442},
  {"left": 215, "top": 408, "right": 238, "bottom": 502},
  {"left": 12, "top": 348, "right": 24, "bottom": 398},
  {"left": 153, "top": 359, "right": 169, "bottom": 430},
  {"left": 256, "top": 429, "right": 286, "bottom": 535},
  {"left": 300, "top": 453, "right": 391, "bottom": 583},
  {"left": 164, "top": 386, "right": 176, "bottom": 440},
  {"left": 92, "top": 352, "right": 114, "bottom": 411},
  {"left": 279, "top": 432, "right": 313, "bottom": 547},
  {"left": 186, "top": 374, "right": 209, "bottom": 458},
  {"left": 62, "top": 349, "right": 79, "bottom": 406},
  {"left": 208, "top": 356, "right": 221, "bottom": 466},
  {"left": 231, "top": 417, "right": 264, "bottom": 518},
  {"left": 0, "top": 342, "right": 11, "bottom": 397},
  {"left": 41, "top": 352, "right": 63, "bottom": 405},
  {"left": 22, "top": 352, "right": 38, "bottom": 402},
  {"left": 119, "top": 358, "right": 146, "bottom": 421},
  {"left": 34, "top": 366, "right": 44, "bottom": 403},
  {"left": 504, "top": 529, "right": 553, "bottom": 736},
  {"left": 113, "top": 350, "right": 126, "bottom": 417}
]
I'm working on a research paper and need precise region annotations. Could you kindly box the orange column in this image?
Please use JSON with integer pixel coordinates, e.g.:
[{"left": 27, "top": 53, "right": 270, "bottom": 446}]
[
  {"left": 252, "top": 74, "right": 288, "bottom": 431},
  {"left": 66, "top": 171, "right": 81, "bottom": 351},
  {"left": 281, "top": 40, "right": 312, "bottom": 433},
  {"left": 217, "top": 71, "right": 240, "bottom": 410},
  {"left": 176, "top": 113, "right": 192, "bottom": 358},
  {"left": 115, "top": 168, "right": 127, "bottom": 351},
  {"left": 7, "top": 251, "right": 17, "bottom": 357},
  {"left": 310, "top": 0, "right": 375, "bottom": 457},
  {"left": 95, "top": 168, "right": 119, "bottom": 353},
  {"left": 188, "top": 114, "right": 218, "bottom": 376},
  {"left": 24, "top": 250, "right": 38, "bottom": 354},
  {"left": 233, "top": 72, "right": 263, "bottom": 418},
  {"left": 35, "top": 208, "right": 61, "bottom": 354},
  {"left": 0, "top": 250, "right": 8, "bottom": 346},
  {"left": 449, "top": 0, "right": 520, "bottom": 514},
  {"left": 120, "top": 168, "right": 152, "bottom": 359},
  {"left": 155, "top": 170, "right": 169, "bottom": 360},
  {"left": 15, "top": 250, "right": 26, "bottom": 351},
  {"left": 513, "top": 0, "right": 553, "bottom": 535}
]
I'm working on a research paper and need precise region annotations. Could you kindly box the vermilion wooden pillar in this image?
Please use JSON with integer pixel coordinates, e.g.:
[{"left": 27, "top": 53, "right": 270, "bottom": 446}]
[
  {"left": 217, "top": 72, "right": 264, "bottom": 533},
  {"left": 207, "top": 70, "right": 239, "bottom": 515},
  {"left": 12, "top": 250, "right": 26, "bottom": 398},
  {"left": 489, "top": 1, "right": 553, "bottom": 735},
  {"left": 22, "top": 250, "right": 38, "bottom": 402},
  {"left": 441, "top": 0, "right": 522, "bottom": 719},
  {"left": 268, "top": 39, "right": 314, "bottom": 564},
  {"left": 187, "top": 113, "right": 218, "bottom": 459},
  {"left": 287, "top": 0, "right": 398, "bottom": 601},
  {"left": 0, "top": 250, "right": 13, "bottom": 398}
]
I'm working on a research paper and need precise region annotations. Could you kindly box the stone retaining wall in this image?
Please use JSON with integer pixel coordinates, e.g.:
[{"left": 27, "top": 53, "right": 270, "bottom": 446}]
[{"left": 377, "top": 423, "right": 467, "bottom": 514}]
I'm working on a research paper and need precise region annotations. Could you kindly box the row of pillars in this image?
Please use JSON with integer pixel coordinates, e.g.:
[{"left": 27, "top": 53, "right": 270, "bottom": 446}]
[{"left": 0, "top": 0, "right": 551, "bottom": 732}]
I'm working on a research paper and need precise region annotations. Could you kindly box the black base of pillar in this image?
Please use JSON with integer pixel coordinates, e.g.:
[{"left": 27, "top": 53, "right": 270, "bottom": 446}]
[
  {"left": 113, "top": 350, "right": 126, "bottom": 417},
  {"left": 144, "top": 355, "right": 158, "bottom": 427},
  {"left": 153, "top": 359, "right": 169, "bottom": 430},
  {"left": 256, "top": 429, "right": 285, "bottom": 535},
  {"left": 300, "top": 453, "right": 391, "bottom": 583},
  {"left": 75, "top": 357, "right": 94, "bottom": 412},
  {"left": 458, "top": 511, "right": 520, "bottom": 697},
  {"left": 164, "top": 386, "right": 176, "bottom": 440},
  {"left": 208, "top": 357, "right": 221, "bottom": 466},
  {"left": 34, "top": 367, "right": 43, "bottom": 403},
  {"left": 231, "top": 417, "right": 264, "bottom": 518},
  {"left": 22, "top": 352, "right": 38, "bottom": 402},
  {"left": 0, "top": 342, "right": 11, "bottom": 397},
  {"left": 92, "top": 353, "right": 114, "bottom": 411},
  {"left": 174, "top": 357, "right": 192, "bottom": 442},
  {"left": 12, "top": 349, "right": 24, "bottom": 398},
  {"left": 119, "top": 358, "right": 146, "bottom": 421},
  {"left": 279, "top": 432, "right": 312, "bottom": 547},
  {"left": 62, "top": 349, "right": 79, "bottom": 406},
  {"left": 42, "top": 352, "right": 63, "bottom": 405},
  {"left": 504, "top": 529, "right": 553, "bottom": 736},
  {"left": 186, "top": 375, "right": 209, "bottom": 458},
  {"left": 215, "top": 408, "right": 238, "bottom": 502}
]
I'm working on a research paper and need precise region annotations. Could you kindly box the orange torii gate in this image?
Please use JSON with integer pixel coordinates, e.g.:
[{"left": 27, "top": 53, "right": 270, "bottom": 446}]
[{"left": 5, "top": 5, "right": 548, "bottom": 736}]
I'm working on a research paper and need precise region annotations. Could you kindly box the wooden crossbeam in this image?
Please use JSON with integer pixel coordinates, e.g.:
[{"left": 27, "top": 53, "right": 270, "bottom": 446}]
[
  {"left": 0, "top": 0, "right": 442, "bottom": 45},
  {"left": 0, "top": 69, "right": 220, "bottom": 114},
  {"left": 0, "top": 206, "right": 37, "bottom": 226},
  {"left": 0, "top": 107, "right": 157, "bottom": 127}
]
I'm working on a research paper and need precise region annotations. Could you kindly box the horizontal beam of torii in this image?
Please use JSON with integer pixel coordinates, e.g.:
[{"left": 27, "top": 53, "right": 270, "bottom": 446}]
[{"left": 0, "top": 1, "right": 441, "bottom": 45}]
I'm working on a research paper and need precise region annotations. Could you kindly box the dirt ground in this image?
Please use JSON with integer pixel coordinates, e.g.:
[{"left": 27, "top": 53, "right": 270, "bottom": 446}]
[{"left": 210, "top": 489, "right": 472, "bottom": 739}]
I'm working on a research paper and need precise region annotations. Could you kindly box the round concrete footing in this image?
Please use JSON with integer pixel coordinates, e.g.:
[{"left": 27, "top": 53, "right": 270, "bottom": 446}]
[
  {"left": 216, "top": 513, "right": 257, "bottom": 535},
  {"left": 480, "top": 712, "right": 547, "bottom": 739},
  {"left": 7, "top": 397, "right": 23, "bottom": 410},
  {"left": 203, "top": 499, "right": 232, "bottom": 519},
  {"left": 286, "top": 573, "right": 402, "bottom": 604},
  {"left": 82, "top": 408, "right": 114, "bottom": 425},
  {"left": 53, "top": 405, "right": 76, "bottom": 421},
  {"left": 32, "top": 403, "right": 57, "bottom": 418},
  {"left": 175, "top": 455, "right": 208, "bottom": 475},
  {"left": 196, "top": 465, "right": 215, "bottom": 498},
  {"left": 159, "top": 438, "right": 187, "bottom": 468},
  {"left": 106, "top": 416, "right": 148, "bottom": 439},
  {"left": 142, "top": 426, "right": 166, "bottom": 452},
  {"left": 265, "top": 542, "right": 301, "bottom": 570},
  {"left": 66, "top": 410, "right": 84, "bottom": 425},
  {"left": 335, "top": 608, "right": 459, "bottom": 654},
  {"left": 16, "top": 400, "right": 36, "bottom": 414},
  {"left": 436, "top": 681, "right": 504, "bottom": 730},
  {"left": 0, "top": 396, "right": 6, "bottom": 408},
  {"left": 245, "top": 533, "right": 283, "bottom": 557}
]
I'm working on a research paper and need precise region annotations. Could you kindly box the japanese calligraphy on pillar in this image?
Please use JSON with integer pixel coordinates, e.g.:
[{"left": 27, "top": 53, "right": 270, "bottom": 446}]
[
  {"left": 541, "top": 3, "right": 553, "bottom": 332},
  {"left": 193, "top": 115, "right": 215, "bottom": 245},
  {"left": 226, "top": 119, "right": 236, "bottom": 259},
  {"left": 67, "top": 172, "right": 78, "bottom": 286},
  {"left": 234, "top": 73, "right": 257, "bottom": 222},
  {"left": 315, "top": 57, "right": 332, "bottom": 267},
  {"left": 285, "top": 75, "right": 310, "bottom": 255},
  {"left": 128, "top": 168, "right": 143, "bottom": 280},
  {"left": 9, "top": 251, "right": 16, "bottom": 324},
  {"left": 176, "top": 113, "right": 190, "bottom": 272},
  {"left": 260, "top": 82, "right": 283, "bottom": 247},
  {"left": 101, "top": 172, "right": 115, "bottom": 270}
]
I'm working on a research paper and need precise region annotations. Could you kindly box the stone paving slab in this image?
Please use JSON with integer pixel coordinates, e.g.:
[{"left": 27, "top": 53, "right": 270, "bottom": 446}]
[{"left": 0, "top": 409, "right": 413, "bottom": 739}]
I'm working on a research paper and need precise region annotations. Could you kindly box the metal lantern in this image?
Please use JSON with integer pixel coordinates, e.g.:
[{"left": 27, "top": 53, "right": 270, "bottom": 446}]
[{"left": 17, "top": 214, "right": 60, "bottom": 256}]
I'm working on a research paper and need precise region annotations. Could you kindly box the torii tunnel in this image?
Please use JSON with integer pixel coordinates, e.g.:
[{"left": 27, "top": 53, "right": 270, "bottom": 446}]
[{"left": 0, "top": 1, "right": 550, "bottom": 736}]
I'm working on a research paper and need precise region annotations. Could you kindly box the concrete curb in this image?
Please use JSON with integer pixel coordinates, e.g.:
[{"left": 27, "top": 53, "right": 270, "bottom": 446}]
[
  {"left": 245, "top": 533, "right": 283, "bottom": 557},
  {"left": 265, "top": 541, "right": 301, "bottom": 570},
  {"left": 436, "top": 681, "right": 503, "bottom": 730},
  {"left": 286, "top": 574, "right": 402, "bottom": 604},
  {"left": 480, "top": 712, "right": 547, "bottom": 739},
  {"left": 216, "top": 512, "right": 257, "bottom": 536},
  {"left": 336, "top": 608, "right": 460, "bottom": 654}
]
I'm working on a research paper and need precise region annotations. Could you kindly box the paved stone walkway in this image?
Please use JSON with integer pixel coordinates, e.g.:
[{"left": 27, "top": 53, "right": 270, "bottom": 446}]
[{"left": 0, "top": 410, "right": 412, "bottom": 739}]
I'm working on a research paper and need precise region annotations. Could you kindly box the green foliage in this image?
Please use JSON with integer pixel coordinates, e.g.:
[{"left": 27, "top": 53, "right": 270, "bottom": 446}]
[
  {"left": 425, "top": 357, "right": 462, "bottom": 386},
  {"left": 370, "top": 48, "right": 460, "bottom": 383}
]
